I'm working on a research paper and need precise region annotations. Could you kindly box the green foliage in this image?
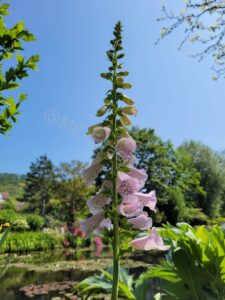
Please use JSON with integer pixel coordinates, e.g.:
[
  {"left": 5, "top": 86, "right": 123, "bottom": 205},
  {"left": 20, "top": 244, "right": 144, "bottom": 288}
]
[
  {"left": 0, "top": 210, "right": 45, "bottom": 231},
  {"left": 0, "top": 173, "right": 25, "bottom": 198},
  {"left": 0, "top": 226, "right": 10, "bottom": 277},
  {"left": 64, "top": 232, "right": 89, "bottom": 248},
  {"left": 181, "top": 141, "right": 225, "bottom": 218},
  {"left": 2, "top": 197, "right": 16, "bottom": 210},
  {"left": 130, "top": 127, "right": 206, "bottom": 225},
  {"left": 0, "top": 226, "right": 10, "bottom": 250},
  {"left": 0, "top": 209, "right": 18, "bottom": 224},
  {"left": 52, "top": 160, "right": 93, "bottom": 223},
  {"left": 12, "top": 218, "right": 30, "bottom": 232},
  {"left": 25, "top": 214, "right": 45, "bottom": 231},
  {"left": 137, "top": 223, "right": 225, "bottom": 300},
  {"left": 74, "top": 267, "right": 135, "bottom": 300},
  {"left": 1, "top": 231, "right": 62, "bottom": 253},
  {"left": 0, "top": 3, "right": 39, "bottom": 134}
]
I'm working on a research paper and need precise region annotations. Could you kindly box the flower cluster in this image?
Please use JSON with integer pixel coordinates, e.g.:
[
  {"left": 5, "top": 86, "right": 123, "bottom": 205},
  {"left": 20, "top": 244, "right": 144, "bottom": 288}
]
[
  {"left": 81, "top": 131, "right": 169, "bottom": 251},
  {"left": 80, "top": 21, "right": 169, "bottom": 256}
]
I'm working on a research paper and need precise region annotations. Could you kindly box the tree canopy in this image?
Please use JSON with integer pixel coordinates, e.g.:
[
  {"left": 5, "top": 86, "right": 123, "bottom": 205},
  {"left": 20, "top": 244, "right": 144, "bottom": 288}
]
[
  {"left": 130, "top": 127, "right": 206, "bottom": 225},
  {"left": 0, "top": 3, "right": 39, "bottom": 134}
]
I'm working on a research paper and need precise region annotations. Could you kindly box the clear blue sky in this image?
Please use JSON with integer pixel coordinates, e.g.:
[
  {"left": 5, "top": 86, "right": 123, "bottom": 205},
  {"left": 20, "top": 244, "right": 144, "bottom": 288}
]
[{"left": 0, "top": 0, "right": 224, "bottom": 174}]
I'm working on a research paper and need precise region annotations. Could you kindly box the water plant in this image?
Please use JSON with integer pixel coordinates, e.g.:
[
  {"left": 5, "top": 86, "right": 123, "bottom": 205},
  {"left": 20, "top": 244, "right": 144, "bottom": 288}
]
[{"left": 78, "top": 21, "right": 170, "bottom": 300}]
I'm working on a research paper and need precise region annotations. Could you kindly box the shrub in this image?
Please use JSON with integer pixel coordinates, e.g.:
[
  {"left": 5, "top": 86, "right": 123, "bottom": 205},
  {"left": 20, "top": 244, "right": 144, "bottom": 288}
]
[
  {"left": 2, "top": 198, "right": 16, "bottom": 211},
  {"left": 0, "top": 210, "right": 45, "bottom": 232},
  {"left": 12, "top": 219, "right": 30, "bottom": 232},
  {"left": 0, "top": 210, "right": 17, "bottom": 224},
  {"left": 26, "top": 214, "right": 45, "bottom": 231}
]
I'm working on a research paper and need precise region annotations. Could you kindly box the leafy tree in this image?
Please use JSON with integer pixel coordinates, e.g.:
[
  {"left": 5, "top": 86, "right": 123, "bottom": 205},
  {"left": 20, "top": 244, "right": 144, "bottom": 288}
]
[
  {"left": 180, "top": 141, "right": 225, "bottom": 218},
  {"left": 130, "top": 127, "right": 205, "bottom": 224},
  {"left": 52, "top": 160, "right": 94, "bottom": 224},
  {"left": 23, "top": 155, "right": 55, "bottom": 216},
  {"left": 158, "top": 0, "right": 225, "bottom": 79},
  {"left": 0, "top": 3, "right": 39, "bottom": 134}
]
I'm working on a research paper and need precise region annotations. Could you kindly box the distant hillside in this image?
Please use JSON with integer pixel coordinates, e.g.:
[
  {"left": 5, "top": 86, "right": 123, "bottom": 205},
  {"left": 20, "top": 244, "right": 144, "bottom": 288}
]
[{"left": 0, "top": 173, "right": 25, "bottom": 199}]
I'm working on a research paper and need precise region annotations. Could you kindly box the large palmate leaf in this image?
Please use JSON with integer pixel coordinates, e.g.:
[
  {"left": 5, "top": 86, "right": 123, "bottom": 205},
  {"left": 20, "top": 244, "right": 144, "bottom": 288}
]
[{"left": 137, "top": 223, "right": 225, "bottom": 300}]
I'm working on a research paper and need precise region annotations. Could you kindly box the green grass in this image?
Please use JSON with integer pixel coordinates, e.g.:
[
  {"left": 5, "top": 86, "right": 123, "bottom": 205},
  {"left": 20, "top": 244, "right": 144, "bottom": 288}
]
[{"left": 1, "top": 231, "right": 63, "bottom": 253}]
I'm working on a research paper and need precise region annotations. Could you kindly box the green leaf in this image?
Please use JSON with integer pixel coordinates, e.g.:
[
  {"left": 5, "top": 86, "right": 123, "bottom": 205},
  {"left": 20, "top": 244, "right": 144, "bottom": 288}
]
[
  {"left": 0, "top": 4, "right": 10, "bottom": 16},
  {"left": 16, "top": 53, "right": 24, "bottom": 63},
  {"left": 19, "top": 94, "right": 27, "bottom": 102},
  {"left": 0, "top": 227, "right": 10, "bottom": 251}
]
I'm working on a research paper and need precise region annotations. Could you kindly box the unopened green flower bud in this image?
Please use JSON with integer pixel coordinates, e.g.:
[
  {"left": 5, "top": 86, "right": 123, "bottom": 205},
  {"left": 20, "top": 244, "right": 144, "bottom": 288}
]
[
  {"left": 122, "top": 106, "right": 137, "bottom": 116},
  {"left": 96, "top": 105, "right": 108, "bottom": 117}
]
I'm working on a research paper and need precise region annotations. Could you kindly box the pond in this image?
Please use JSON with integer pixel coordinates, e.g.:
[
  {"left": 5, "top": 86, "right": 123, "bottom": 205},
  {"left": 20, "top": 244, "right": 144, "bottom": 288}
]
[{"left": 0, "top": 248, "right": 163, "bottom": 300}]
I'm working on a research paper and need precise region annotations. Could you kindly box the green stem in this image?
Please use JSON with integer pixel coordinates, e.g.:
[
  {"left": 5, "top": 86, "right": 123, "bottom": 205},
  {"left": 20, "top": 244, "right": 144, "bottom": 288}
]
[{"left": 111, "top": 51, "right": 119, "bottom": 300}]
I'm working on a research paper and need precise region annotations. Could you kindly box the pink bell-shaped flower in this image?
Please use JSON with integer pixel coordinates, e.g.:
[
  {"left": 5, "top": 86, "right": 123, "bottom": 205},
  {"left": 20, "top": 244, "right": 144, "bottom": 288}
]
[
  {"left": 130, "top": 228, "right": 170, "bottom": 251},
  {"left": 128, "top": 167, "right": 148, "bottom": 190},
  {"left": 117, "top": 171, "right": 140, "bottom": 196},
  {"left": 118, "top": 195, "right": 143, "bottom": 218},
  {"left": 91, "top": 126, "right": 111, "bottom": 144},
  {"left": 134, "top": 190, "right": 157, "bottom": 211},
  {"left": 128, "top": 212, "right": 152, "bottom": 230},
  {"left": 82, "top": 152, "right": 105, "bottom": 185},
  {"left": 87, "top": 192, "right": 111, "bottom": 214},
  {"left": 116, "top": 137, "right": 137, "bottom": 161},
  {"left": 80, "top": 212, "right": 105, "bottom": 235},
  {"left": 94, "top": 218, "right": 113, "bottom": 235}
]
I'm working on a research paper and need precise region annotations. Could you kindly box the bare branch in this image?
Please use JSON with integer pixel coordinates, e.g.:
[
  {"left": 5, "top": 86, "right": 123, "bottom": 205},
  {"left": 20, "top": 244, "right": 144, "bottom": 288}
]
[{"left": 158, "top": 0, "right": 225, "bottom": 79}]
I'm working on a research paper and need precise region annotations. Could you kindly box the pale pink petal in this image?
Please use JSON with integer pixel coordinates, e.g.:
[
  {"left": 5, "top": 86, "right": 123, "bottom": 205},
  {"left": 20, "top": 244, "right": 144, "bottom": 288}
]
[
  {"left": 94, "top": 218, "right": 113, "bottom": 235},
  {"left": 87, "top": 192, "right": 111, "bottom": 214},
  {"left": 128, "top": 212, "right": 152, "bottom": 230},
  {"left": 80, "top": 212, "right": 105, "bottom": 235},
  {"left": 135, "top": 190, "right": 157, "bottom": 211},
  {"left": 118, "top": 195, "right": 143, "bottom": 218},
  {"left": 130, "top": 228, "right": 170, "bottom": 251},
  {"left": 117, "top": 172, "right": 140, "bottom": 196},
  {"left": 128, "top": 167, "right": 148, "bottom": 190},
  {"left": 116, "top": 137, "right": 137, "bottom": 161},
  {"left": 91, "top": 151, "right": 105, "bottom": 166},
  {"left": 91, "top": 126, "right": 111, "bottom": 144},
  {"left": 83, "top": 163, "right": 102, "bottom": 185},
  {"left": 83, "top": 152, "right": 106, "bottom": 185}
]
